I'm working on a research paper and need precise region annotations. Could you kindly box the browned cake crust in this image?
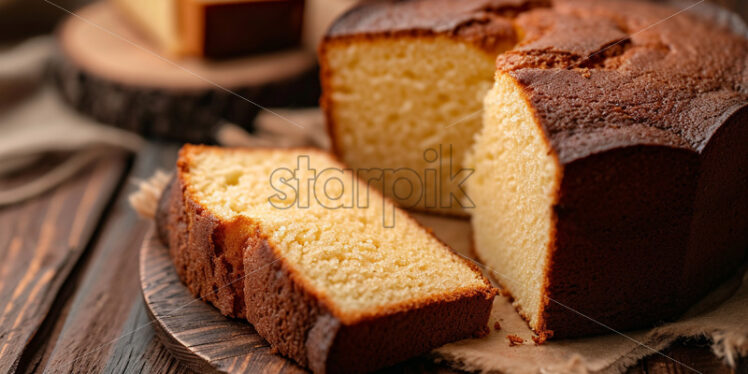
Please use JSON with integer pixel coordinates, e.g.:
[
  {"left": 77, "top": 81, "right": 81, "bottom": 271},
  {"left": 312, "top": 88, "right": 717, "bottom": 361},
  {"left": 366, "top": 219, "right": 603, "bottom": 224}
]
[
  {"left": 156, "top": 175, "right": 248, "bottom": 318},
  {"left": 496, "top": 0, "right": 748, "bottom": 338},
  {"left": 244, "top": 240, "right": 493, "bottom": 373},
  {"left": 499, "top": 0, "right": 748, "bottom": 162},
  {"left": 325, "top": 0, "right": 550, "bottom": 52},
  {"left": 155, "top": 148, "right": 496, "bottom": 373}
]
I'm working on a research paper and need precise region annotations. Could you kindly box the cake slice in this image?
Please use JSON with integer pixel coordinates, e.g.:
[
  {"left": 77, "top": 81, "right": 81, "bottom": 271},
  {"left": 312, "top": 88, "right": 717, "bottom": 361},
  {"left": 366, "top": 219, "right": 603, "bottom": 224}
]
[
  {"left": 156, "top": 145, "right": 495, "bottom": 373},
  {"left": 468, "top": 0, "right": 748, "bottom": 338},
  {"left": 319, "top": 0, "right": 549, "bottom": 215},
  {"left": 112, "top": 0, "right": 304, "bottom": 57}
]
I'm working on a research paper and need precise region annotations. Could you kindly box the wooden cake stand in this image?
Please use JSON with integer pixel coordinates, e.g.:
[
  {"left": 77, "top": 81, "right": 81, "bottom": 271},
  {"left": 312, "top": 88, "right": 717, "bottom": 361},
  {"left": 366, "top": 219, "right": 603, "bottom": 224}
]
[{"left": 54, "top": 2, "right": 319, "bottom": 142}]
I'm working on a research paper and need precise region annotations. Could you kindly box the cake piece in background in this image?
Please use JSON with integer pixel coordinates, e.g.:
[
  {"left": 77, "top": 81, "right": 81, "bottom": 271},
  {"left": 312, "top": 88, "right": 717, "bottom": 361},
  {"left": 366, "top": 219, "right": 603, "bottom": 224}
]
[
  {"left": 112, "top": 0, "right": 304, "bottom": 58},
  {"left": 320, "top": 0, "right": 548, "bottom": 216},
  {"left": 469, "top": 0, "right": 748, "bottom": 339},
  {"left": 157, "top": 145, "right": 496, "bottom": 373}
]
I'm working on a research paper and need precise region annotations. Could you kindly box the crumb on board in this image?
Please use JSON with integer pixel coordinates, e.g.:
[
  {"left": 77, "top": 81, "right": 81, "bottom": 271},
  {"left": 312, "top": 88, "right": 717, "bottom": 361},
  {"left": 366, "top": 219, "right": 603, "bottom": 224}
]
[
  {"left": 507, "top": 334, "right": 524, "bottom": 346},
  {"left": 473, "top": 324, "right": 490, "bottom": 338},
  {"left": 493, "top": 321, "right": 502, "bottom": 331},
  {"left": 532, "top": 330, "right": 553, "bottom": 345}
]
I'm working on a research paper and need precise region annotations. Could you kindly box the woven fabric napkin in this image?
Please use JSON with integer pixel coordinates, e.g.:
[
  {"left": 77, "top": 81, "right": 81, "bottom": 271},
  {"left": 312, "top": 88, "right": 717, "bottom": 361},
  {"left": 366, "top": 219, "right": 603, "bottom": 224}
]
[{"left": 0, "top": 37, "right": 142, "bottom": 205}]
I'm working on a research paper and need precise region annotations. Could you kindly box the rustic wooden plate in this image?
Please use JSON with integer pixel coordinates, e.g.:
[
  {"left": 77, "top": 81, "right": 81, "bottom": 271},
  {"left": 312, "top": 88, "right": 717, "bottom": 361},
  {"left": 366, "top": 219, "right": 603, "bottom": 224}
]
[
  {"left": 139, "top": 227, "right": 459, "bottom": 374},
  {"left": 139, "top": 228, "right": 306, "bottom": 373}
]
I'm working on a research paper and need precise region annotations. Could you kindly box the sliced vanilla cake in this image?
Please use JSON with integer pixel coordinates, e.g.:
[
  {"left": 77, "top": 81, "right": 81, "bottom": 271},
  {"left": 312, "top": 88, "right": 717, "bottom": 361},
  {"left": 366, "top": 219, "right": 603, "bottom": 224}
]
[
  {"left": 468, "top": 0, "right": 748, "bottom": 338},
  {"left": 156, "top": 145, "right": 495, "bottom": 373},
  {"left": 319, "top": 0, "right": 548, "bottom": 215}
]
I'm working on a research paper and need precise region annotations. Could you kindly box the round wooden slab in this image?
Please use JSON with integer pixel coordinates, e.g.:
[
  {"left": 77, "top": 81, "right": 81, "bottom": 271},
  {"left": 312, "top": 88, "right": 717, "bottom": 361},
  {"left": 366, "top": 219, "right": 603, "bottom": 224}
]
[
  {"left": 139, "top": 228, "right": 305, "bottom": 374},
  {"left": 54, "top": 2, "right": 319, "bottom": 142},
  {"left": 139, "top": 226, "right": 461, "bottom": 374}
]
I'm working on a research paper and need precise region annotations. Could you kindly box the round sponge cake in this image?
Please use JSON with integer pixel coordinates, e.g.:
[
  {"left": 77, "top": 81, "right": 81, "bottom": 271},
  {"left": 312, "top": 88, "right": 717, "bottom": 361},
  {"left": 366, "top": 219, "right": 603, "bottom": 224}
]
[{"left": 469, "top": 0, "right": 748, "bottom": 338}]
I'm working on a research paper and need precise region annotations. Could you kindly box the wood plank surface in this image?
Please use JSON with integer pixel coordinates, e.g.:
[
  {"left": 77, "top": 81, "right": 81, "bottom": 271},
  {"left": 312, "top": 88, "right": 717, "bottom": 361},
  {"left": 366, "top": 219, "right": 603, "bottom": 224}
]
[
  {"left": 0, "top": 153, "right": 128, "bottom": 373},
  {"left": 29, "top": 143, "right": 188, "bottom": 373}
]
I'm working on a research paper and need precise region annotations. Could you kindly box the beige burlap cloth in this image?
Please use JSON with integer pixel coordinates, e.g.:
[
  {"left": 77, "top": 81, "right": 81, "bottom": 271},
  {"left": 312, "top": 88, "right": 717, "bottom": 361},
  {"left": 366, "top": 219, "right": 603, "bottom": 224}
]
[
  {"left": 424, "top": 219, "right": 747, "bottom": 373},
  {"left": 0, "top": 37, "right": 142, "bottom": 205},
  {"left": 414, "top": 216, "right": 747, "bottom": 374}
]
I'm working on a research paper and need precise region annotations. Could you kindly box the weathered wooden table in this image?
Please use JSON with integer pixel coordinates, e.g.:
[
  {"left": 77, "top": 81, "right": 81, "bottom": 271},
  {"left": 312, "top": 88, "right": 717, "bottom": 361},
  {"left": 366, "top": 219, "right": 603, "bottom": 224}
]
[{"left": 0, "top": 142, "right": 742, "bottom": 373}]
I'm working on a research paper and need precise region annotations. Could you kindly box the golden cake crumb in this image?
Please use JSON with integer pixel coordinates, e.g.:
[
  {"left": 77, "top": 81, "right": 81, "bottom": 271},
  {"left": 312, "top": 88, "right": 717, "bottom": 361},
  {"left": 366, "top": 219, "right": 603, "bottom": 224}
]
[{"left": 507, "top": 334, "right": 524, "bottom": 346}]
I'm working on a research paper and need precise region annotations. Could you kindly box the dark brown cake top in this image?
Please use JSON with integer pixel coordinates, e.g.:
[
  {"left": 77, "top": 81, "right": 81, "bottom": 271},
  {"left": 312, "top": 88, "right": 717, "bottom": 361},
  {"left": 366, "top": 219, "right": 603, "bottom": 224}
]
[
  {"left": 499, "top": 0, "right": 748, "bottom": 163},
  {"left": 326, "top": 0, "right": 551, "bottom": 52}
]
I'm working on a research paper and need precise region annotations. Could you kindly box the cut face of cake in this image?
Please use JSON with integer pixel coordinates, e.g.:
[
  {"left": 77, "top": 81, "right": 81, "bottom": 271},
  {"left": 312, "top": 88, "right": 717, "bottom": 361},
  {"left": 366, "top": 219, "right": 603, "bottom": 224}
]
[
  {"left": 469, "top": 0, "right": 748, "bottom": 338},
  {"left": 469, "top": 73, "right": 559, "bottom": 332},
  {"left": 157, "top": 145, "right": 495, "bottom": 373},
  {"left": 320, "top": 0, "right": 543, "bottom": 215}
]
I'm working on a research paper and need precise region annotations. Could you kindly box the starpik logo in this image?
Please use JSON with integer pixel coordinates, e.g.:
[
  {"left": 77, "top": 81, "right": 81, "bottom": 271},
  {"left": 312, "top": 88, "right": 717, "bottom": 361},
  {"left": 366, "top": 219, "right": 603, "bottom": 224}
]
[{"left": 267, "top": 145, "right": 474, "bottom": 227}]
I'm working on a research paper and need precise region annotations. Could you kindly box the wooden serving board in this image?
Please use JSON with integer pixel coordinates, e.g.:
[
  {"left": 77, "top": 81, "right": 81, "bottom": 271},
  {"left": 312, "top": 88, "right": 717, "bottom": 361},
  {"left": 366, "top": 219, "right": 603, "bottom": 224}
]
[
  {"left": 54, "top": 1, "right": 319, "bottom": 142},
  {"left": 139, "top": 227, "right": 459, "bottom": 374},
  {"left": 139, "top": 229, "right": 305, "bottom": 373},
  {"left": 137, "top": 216, "right": 742, "bottom": 374}
]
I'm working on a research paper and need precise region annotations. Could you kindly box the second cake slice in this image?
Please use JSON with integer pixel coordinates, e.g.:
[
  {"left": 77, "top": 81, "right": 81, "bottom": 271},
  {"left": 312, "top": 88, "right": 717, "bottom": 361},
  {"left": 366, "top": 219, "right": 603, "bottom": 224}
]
[{"left": 157, "top": 145, "right": 495, "bottom": 373}]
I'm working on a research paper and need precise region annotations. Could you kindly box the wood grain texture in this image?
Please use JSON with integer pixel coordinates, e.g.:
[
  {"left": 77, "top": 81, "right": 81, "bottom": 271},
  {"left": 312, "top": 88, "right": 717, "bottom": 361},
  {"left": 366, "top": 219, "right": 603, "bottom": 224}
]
[
  {"left": 141, "top": 229, "right": 305, "bottom": 374},
  {"left": 0, "top": 154, "right": 127, "bottom": 373},
  {"left": 34, "top": 143, "right": 190, "bottom": 373},
  {"left": 53, "top": 2, "right": 320, "bottom": 142}
]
